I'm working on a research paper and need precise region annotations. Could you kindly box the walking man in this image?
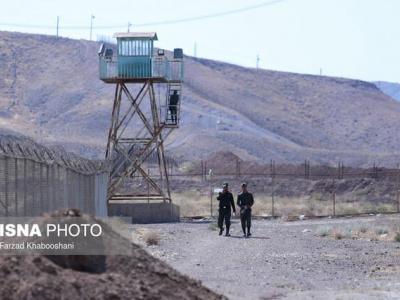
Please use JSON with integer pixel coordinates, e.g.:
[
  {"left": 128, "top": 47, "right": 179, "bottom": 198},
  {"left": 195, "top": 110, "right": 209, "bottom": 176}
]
[
  {"left": 217, "top": 183, "right": 236, "bottom": 236},
  {"left": 237, "top": 182, "right": 254, "bottom": 237}
]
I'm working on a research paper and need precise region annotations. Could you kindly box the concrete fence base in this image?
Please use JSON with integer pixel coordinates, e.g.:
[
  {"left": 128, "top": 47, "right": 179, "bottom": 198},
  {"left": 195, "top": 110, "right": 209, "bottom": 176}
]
[{"left": 108, "top": 202, "right": 180, "bottom": 223}]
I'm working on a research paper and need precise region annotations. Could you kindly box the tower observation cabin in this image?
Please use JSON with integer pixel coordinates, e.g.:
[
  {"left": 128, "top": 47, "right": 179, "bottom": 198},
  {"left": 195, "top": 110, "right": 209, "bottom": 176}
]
[{"left": 99, "top": 32, "right": 183, "bottom": 205}]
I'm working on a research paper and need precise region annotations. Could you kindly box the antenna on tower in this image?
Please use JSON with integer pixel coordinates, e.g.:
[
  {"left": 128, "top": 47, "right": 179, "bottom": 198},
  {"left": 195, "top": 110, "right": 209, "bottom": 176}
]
[
  {"left": 90, "top": 14, "right": 95, "bottom": 41},
  {"left": 56, "top": 16, "right": 60, "bottom": 37}
]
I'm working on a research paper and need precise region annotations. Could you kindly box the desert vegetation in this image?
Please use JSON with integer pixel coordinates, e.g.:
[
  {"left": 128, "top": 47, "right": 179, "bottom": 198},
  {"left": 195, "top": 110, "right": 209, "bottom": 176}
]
[
  {"left": 316, "top": 223, "right": 400, "bottom": 242},
  {"left": 172, "top": 190, "right": 398, "bottom": 218},
  {"left": 132, "top": 228, "right": 162, "bottom": 246}
]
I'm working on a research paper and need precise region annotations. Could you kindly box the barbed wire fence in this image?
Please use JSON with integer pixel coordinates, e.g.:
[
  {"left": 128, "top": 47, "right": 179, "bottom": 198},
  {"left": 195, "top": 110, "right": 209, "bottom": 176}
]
[
  {"left": 0, "top": 135, "right": 108, "bottom": 217},
  {"left": 1, "top": 133, "right": 399, "bottom": 219},
  {"left": 168, "top": 158, "right": 400, "bottom": 218}
]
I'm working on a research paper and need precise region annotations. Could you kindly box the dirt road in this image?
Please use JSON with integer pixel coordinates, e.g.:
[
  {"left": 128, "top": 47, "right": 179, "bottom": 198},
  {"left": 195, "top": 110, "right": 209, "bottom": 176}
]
[{"left": 132, "top": 215, "right": 400, "bottom": 299}]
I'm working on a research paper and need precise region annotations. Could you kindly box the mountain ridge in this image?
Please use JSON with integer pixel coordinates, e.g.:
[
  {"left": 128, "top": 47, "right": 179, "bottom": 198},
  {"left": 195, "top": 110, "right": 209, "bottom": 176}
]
[
  {"left": 0, "top": 30, "right": 400, "bottom": 167},
  {"left": 375, "top": 81, "right": 400, "bottom": 102}
]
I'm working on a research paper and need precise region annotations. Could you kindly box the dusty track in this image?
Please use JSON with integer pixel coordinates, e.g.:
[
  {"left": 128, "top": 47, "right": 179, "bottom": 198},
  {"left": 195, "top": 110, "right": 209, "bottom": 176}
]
[{"left": 133, "top": 215, "right": 400, "bottom": 299}]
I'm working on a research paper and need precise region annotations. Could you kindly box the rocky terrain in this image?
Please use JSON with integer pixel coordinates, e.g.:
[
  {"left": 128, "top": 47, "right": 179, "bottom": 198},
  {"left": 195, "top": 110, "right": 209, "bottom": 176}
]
[{"left": 1, "top": 31, "right": 400, "bottom": 166}]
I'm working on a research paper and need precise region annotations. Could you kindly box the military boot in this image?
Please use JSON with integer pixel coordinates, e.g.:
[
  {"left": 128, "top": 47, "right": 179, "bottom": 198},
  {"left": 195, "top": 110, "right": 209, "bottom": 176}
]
[{"left": 225, "top": 226, "right": 231, "bottom": 237}]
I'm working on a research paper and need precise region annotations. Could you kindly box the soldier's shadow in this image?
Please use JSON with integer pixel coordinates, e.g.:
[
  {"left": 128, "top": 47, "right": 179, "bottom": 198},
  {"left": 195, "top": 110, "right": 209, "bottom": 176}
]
[{"left": 228, "top": 235, "right": 270, "bottom": 240}]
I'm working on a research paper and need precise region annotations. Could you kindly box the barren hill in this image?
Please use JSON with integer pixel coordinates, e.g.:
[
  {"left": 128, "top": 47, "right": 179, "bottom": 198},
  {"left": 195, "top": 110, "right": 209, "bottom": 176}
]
[
  {"left": 1, "top": 30, "right": 400, "bottom": 166},
  {"left": 375, "top": 81, "right": 400, "bottom": 101}
]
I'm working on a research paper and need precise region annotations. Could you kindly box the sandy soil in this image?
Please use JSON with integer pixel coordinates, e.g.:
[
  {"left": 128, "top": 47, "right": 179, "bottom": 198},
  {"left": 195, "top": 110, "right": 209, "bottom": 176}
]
[{"left": 132, "top": 215, "right": 400, "bottom": 300}]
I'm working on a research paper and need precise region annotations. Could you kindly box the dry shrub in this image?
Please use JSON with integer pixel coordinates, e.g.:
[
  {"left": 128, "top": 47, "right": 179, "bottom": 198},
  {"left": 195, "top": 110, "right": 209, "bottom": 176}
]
[
  {"left": 375, "top": 227, "right": 389, "bottom": 235},
  {"left": 143, "top": 230, "right": 160, "bottom": 246},
  {"left": 317, "top": 226, "right": 331, "bottom": 237},
  {"left": 394, "top": 233, "right": 400, "bottom": 243},
  {"left": 316, "top": 224, "right": 400, "bottom": 242},
  {"left": 359, "top": 226, "right": 368, "bottom": 234},
  {"left": 333, "top": 229, "right": 344, "bottom": 240}
]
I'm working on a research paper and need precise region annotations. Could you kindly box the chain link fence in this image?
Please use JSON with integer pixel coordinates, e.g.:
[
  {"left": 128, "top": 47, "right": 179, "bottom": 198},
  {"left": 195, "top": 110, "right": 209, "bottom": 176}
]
[
  {"left": 0, "top": 135, "right": 108, "bottom": 217},
  {"left": 169, "top": 159, "right": 400, "bottom": 218}
]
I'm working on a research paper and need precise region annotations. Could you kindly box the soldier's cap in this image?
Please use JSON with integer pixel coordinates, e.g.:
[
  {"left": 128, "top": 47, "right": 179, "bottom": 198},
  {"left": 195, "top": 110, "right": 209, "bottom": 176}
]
[
  {"left": 241, "top": 182, "right": 247, "bottom": 187},
  {"left": 222, "top": 182, "right": 229, "bottom": 188}
]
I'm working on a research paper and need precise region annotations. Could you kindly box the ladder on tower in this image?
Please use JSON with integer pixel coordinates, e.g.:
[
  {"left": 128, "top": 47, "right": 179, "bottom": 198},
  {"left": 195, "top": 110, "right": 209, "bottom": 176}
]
[{"left": 162, "top": 82, "right": 182, "bottom": 128}]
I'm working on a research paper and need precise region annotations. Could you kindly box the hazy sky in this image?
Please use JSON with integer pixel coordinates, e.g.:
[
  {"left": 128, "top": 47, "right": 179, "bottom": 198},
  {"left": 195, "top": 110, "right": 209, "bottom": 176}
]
[{"left": 1, "top": 0, "right": 399, "bottom": 82}]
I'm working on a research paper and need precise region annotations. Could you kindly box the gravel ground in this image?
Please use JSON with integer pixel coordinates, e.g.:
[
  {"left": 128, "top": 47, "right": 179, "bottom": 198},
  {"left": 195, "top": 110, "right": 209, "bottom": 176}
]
[{"left": 132, "top": 215, "right": 400, "bottom": 300}]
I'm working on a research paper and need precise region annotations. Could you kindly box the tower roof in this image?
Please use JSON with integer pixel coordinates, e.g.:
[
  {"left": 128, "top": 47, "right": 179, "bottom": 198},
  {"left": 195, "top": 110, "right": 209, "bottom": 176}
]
[{"left": 113, "top": 32, "right": 158, "bottom": 40}]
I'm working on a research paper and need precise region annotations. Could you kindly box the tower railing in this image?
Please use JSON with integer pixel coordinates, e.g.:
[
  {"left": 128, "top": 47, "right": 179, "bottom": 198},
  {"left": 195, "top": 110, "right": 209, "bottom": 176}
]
[{"left": 99, "top": 55, "right": 183, "bottom": 82}]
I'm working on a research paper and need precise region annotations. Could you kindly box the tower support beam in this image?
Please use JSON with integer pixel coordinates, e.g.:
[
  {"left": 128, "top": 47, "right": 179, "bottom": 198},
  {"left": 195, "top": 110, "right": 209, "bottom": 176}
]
[{"left": 106, "top": 80, "right": 173, "bottom": 203}]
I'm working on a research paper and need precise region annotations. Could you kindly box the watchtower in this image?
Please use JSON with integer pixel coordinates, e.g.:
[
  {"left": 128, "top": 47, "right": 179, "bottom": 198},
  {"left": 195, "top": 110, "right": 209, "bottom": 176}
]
[{"left": 99, "top": 32, "right": 183, "bottom": 206}]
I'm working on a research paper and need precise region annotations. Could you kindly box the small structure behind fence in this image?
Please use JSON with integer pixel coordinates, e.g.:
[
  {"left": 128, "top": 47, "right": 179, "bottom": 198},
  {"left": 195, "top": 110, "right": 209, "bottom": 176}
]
[{"left": 0, "top": 136, "right": 108, "bottom": 217}]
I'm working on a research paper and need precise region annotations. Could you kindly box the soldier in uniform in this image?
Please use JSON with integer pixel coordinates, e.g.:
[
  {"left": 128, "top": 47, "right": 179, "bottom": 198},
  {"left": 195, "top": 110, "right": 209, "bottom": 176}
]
[
  {"left": 217, "top": 183, "right": 236, "bottom": 236},
  {"left": 168, "top": 90, "right": 179, "bottom": 123},
  {"left": 237, "top": 182, "right": 254, "bottom": 237}
]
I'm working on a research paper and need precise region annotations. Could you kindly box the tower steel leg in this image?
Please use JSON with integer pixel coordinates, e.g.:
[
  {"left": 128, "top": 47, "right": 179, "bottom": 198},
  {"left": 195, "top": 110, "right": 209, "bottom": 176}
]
[{"left": 105, "top": 80, "right": 172, "bottom": 203}]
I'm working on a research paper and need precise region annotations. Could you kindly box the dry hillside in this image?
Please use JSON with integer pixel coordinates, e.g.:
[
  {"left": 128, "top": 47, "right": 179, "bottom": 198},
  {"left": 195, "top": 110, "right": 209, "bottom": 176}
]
[
  {"left": 1, "top": 31, "right": 400, "bottom": 166},
  {"left": 375, "top": 81, "right": 400, "bottom": 101}
]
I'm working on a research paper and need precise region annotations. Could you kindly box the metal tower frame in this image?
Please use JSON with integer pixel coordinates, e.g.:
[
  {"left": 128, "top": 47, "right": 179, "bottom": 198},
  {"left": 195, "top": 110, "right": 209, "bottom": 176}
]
[{"left": 105, "top": 80, "right": 175, "bottom": 203}]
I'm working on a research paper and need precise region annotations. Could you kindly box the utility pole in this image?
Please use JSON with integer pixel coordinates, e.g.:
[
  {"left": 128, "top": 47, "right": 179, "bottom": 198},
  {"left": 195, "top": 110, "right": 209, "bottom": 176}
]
[
  {"left": 127, "top": 22, "right": 132, "bottom": 32},
  {"left": 56, "top": 16, "right": 60, "bottom": 37},
  {"left": 256, "top": 54, "right": 260, "bottom": 71},
  {"left": 320, "top": 68, "right": 323, "bottom": 76},
  {"left": 194, "top": 42, "right": 197, "bottom": 57},
  {"left": 90, "top": 14, "right": 95, "bottom": 41}
]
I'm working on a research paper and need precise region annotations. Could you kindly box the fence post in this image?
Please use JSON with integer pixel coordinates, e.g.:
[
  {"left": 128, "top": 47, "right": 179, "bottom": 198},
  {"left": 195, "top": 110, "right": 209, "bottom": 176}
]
[
  {"left": 236, "top": 158, "right": 240, "bottom": 179},
  {"left": 271, "top": 160, "right": 275, "bottom": 218},
  {"left": 90, "top": 174, "right": 95, "bottom": 214},
  {"left": 4, "top": 156, "right": 8, "bottom": 216},
  {"left": 373, "top": 162, "right": 378, "bottom": 179},
  {"left": 94, "top": 174, "right": 98, "bottom": 216},
  {"left": 64, "top": 168, "right": 69, "bottom": 209},
  {"left": 338, "top": 161, "right": 345, "bottom": 179},
  {"left": 332, "top": 177, "right": 336, "bottom": 216},
  {"left": 32, "top": 161, "right": 36, "bottom": 215},
  {"left": 209, "top": 169, "right": 213, "bottom": 217},
  {"left": 56, "top": 165, "right": 61, "bottom": 209},
  {"left": 15, "top": 158, "right": 18, "bottom": 216},
  {"left": 77, "top": 172, "right": 81, "bottom": 209},
  {"left": 50, "top": 164, "right": 55, "bottom": 212},
  {"left": 23, "top": 158, "right": 27, "bottom": 216},
  {"left": 201, "top": 160, "right": 204, "bottom": 181},
  {"left": 46, "top": 164, "right": 50, "bottom": 213},
  {"left": 39, "top": 163, "right": 43, "bottom": 214},
  {"left": 397, "top": 163, "right": 400, "bottom": 213},
  {"left": 147, "top": 168, "right": 150, "bottom": 204},
  {"left": 341, "top": 162, "right": 344, "bottom": 179}
]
